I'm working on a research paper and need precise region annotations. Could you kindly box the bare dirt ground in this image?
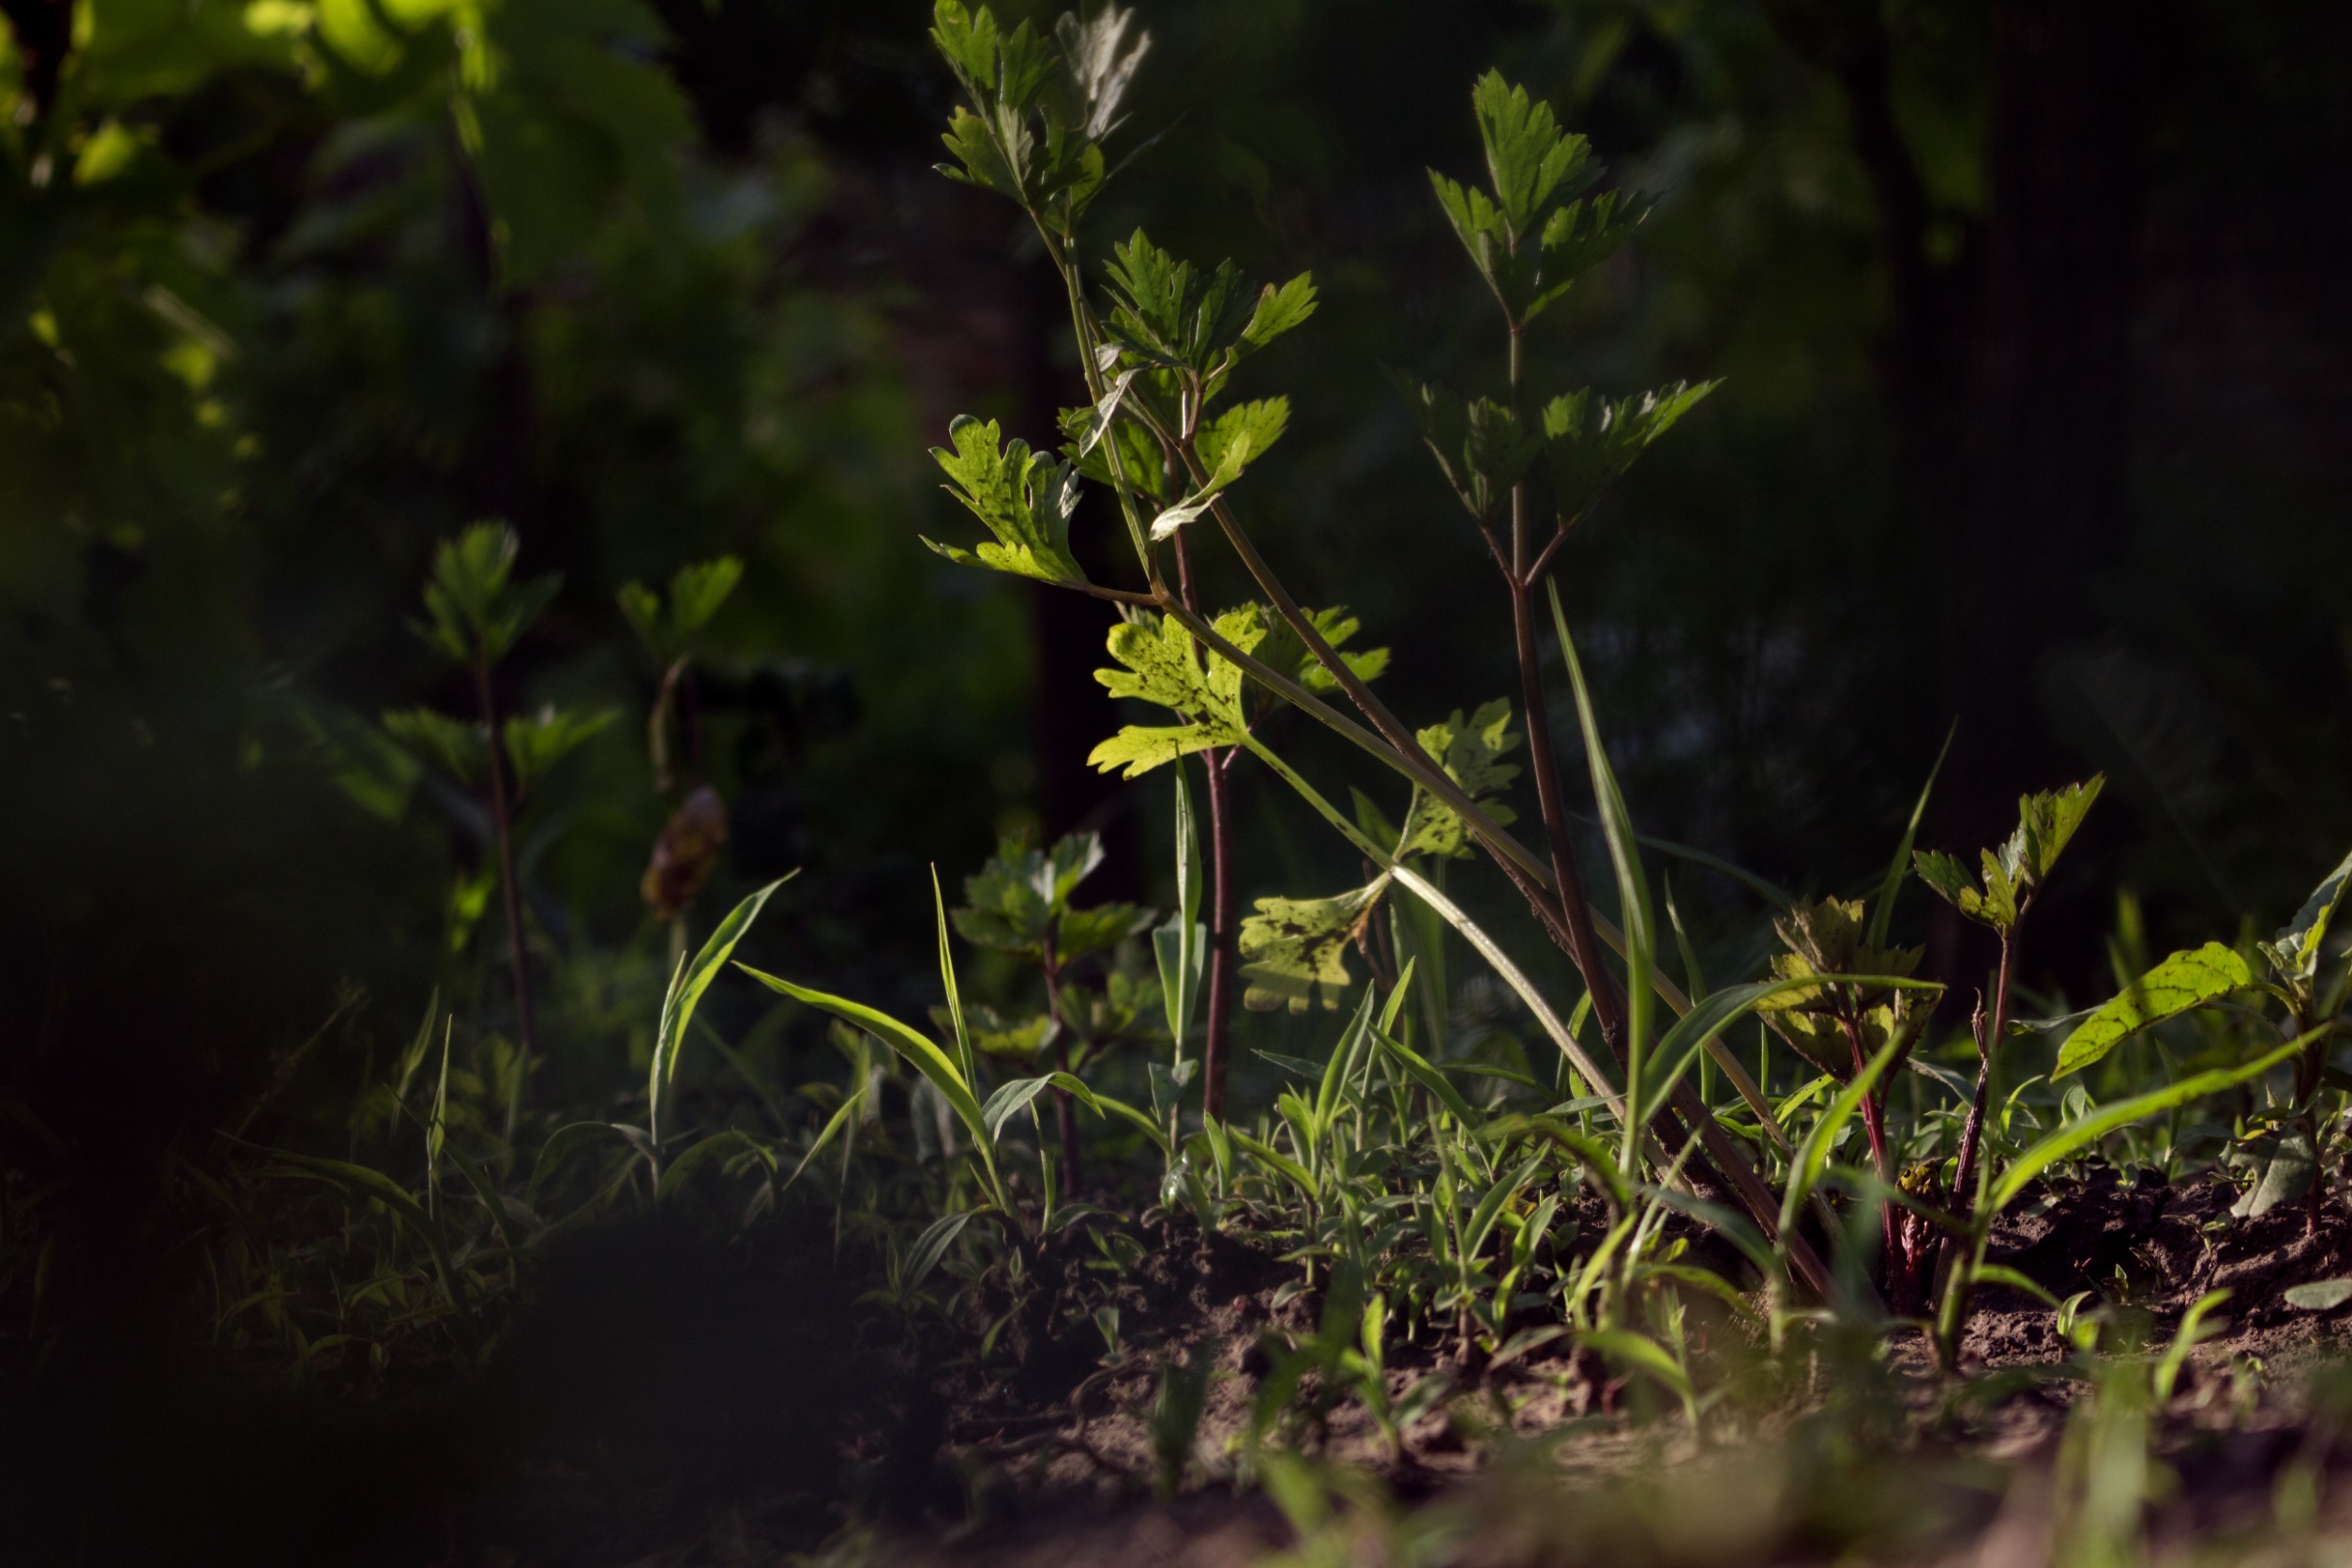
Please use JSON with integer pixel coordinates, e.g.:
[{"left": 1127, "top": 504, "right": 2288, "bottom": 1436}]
[{"left": 847, "top": 1165, "right": 2352, "bottom": 1567}]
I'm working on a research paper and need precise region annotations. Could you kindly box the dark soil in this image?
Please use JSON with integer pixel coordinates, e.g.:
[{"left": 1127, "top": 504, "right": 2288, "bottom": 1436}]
[{"left": 860, "top": 1164, "right": 2352, "bottom": 1566}]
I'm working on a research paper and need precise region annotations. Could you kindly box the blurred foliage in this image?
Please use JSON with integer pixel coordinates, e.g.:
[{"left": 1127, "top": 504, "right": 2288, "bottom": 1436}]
[{"left": 5, "top": 0, "right": 2349, "bottom": 1332}]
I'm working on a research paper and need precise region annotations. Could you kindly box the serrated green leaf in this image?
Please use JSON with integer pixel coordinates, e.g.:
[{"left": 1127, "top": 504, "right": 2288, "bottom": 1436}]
[
  {"left": 667, "top": 556, "right": 744, "bottom": 639},
  {"left": 929, "top": 1, "right": 1000, "bottom": 91},
  {"left": 1470, "top": 70, "right": 1596, "bottom": 238},
  {"left": 1246, "top": 603, "right": 1391, "bottom": 700},
  {"left": 1061, "top": 402, "right": 1170, "bottom": 503},
  {"left": 416, "top": 521, "right": 558, "bottom": 667},
  {"left": 1541, "top": 381, "right": 1718, "bottom": 521},
  {"left": 382, "top": 707, "right": 484, "bottom": 787},
  {"left": 951, "top": 830, "right": 1148, "bottom": 966},
  {"left": 1054, "top": 6, "right": 1150, "bottom": 141},
  {"left": 928, "top": 415, "right": 1087, "bottom": 584},
  {"left": 1427, "top": 74, "right": 1642, "bottom": 325},
  {"left": 1196, "top": 397, "right": 1288, "bottom": 483},
  {"left": 1913, "top": 847, "right": 2017, "bottom": 931},
  {"left": 1398, "top": 700, "right": 1521, "bottom": 860},
  {"left": 1240, "top": 883, "right": 1384, "bottom": 1013},
  {"left": 1240, "top": 272, "right": 1317, "bottom": 349},
  {"left": 1393, "top": 376, "right": 1540, "bottom": 524},
  {"left": 1090, "top": 611, "right": 1251, "bottom": 776},
  {"left": 501, "top": 704, "right": 618, "bottom": 797},
  {"left": 2055, "top": 942, "right": 2255, "bottom": 1077},
  {"left": 2016, "top": 776, "right": 2104, "bottom": 882}
]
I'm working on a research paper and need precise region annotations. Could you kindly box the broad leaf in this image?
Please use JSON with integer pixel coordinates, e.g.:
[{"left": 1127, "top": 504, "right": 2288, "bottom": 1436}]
[
  {"left": 1241, "top": 883, "right": 1384, "bottom": 1013},
  {"left": 2054, "top": 942, "right": 2255, "bottom": 1077}
]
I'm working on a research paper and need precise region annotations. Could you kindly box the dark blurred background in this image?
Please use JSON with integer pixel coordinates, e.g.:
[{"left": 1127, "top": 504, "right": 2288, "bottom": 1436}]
[{"left": 2, "top": 0, "right": 2349, "bottom": 1550}]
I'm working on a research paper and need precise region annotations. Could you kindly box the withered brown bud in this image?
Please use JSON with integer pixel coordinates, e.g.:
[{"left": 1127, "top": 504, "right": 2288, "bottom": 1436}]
[{"left": 641, "top": 785, "right": 728, "bottom": 920}]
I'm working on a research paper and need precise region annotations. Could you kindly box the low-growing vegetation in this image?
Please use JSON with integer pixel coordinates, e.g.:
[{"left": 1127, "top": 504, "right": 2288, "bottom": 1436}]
[{"left": 8, "top": 6, "right": 2352, "bottom": 1567}]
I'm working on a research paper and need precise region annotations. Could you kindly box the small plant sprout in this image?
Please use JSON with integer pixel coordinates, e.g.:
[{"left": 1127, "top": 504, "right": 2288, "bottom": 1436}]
[
  {"left": 388, "top": 522, "right": 611, "bottom": 1133},
  {"left": 950, "top": 831, "right": 1154, "bottom": 1189}
]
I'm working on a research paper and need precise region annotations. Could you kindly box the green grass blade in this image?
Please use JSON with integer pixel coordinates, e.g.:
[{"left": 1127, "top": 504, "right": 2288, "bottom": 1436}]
[
  {"left": 1777, "top": 1034, "right": 1905, "bottom": 1248},
  {"left": 982, "top": 1072, "right": 1104, "bottom": 1143},
  {"left": 1867, "top": 723, "right": 1952, "bottom": 950},
  {"left": 934, "top": 866, "right": 977, "bottom": 1090},
  {"left": 1374, "top": 1029, "right": 1479, "bottom": 1126},
  {"left": 1229, "top": 1127, "right": 1315, "bottom": 1196},
  {"left": 1319, "top": 985, "right": 1378, "bottom": 1129},
  {"left": 529, "top": 1120, "right": 647, "bottom": 1207},
  {"left": 653, "top": 873, "right": 796, "bottom": 1144},
  {"left": 1579, "top": 1328, "right": 1694, "bottom": 1408},
  {"left": 906, "top": 1211, "right": 974, "bottom": 1291},
  {"left": 1989, "top": 1033, "right": 2309, "bottom": 1214},
  {"left": 736, "top": 965, "right": 987, "bottom": 1149},
  {"left": 1663, "top": 876, "right": 1709, "bottom": 1007},
  {"left": 1550, "top": 582, "right": 1654, "bottom": 1172},
  {"left": 656, "top": 1128, "right": 767, "bottom": 1199},
  {"left": 1092, "top": 1091, "right": 1174, "bottom": 1156},
  {"left": 782, "top": 1093, "right": 865, "bottom": 1193}
]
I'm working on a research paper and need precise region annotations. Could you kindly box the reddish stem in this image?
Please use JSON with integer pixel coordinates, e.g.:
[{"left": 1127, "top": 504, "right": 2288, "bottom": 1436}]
[{"left": 475, "top": 658, "right": 536, "bottom": 1114}]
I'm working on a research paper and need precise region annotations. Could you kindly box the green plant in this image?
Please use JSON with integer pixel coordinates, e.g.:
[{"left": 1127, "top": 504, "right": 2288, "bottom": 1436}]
[
  {"left": 388, "top": 522, "right": 611, "bottom": 1132},
  {"left": 920, "top": 0, "right": 1841, "bottom": 1298},
  {"left": 2057, "top": 847, "right": 2352, "bottom": 1230},
  {"left": 949, "top": 829, "right": 1153, "bottom": 1187}
]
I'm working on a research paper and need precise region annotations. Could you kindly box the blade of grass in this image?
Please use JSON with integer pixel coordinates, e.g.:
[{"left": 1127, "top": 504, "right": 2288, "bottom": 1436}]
[
  {"left": 653, "top": 874, "right": 797, "bottom": 1147},
  {"left": 1867, "top": 723, "right": 1953, "bottom": 950},
  {"left": 1550, "top": 590, "right": 1654, "bottom": 1174}
]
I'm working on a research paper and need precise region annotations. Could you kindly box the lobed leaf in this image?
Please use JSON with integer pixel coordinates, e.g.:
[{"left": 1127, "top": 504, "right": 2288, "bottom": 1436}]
[
  {"left": 1241, "top": 883, "right": 1384, "bottom": 1013},
  {"left": 1540, "top": 381, "right": 1718, "bottom": 522},
  {"left": 927, "top": 415, "right": 1087, "bottom": 585},
  {"left": 1397, "top": 700, "right": 1521, "bottom": 860}
]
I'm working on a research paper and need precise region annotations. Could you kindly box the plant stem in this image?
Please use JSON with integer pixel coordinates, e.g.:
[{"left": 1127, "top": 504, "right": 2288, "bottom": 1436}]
[
  {"left": 1040, "top": 940, "right": 1082, "bottom": 1193},
  {"left": 475, "top": 656, "right": 535, "bottom": 1132},
  {"left": 1950, "top": 927, "right": 2017, "bottom": 1233},
  {"left": 1172, "top": 527, "right": 1238, "bottom": 1119},
  {"left": 1508, "top": 580, "right": 1629, "bottom": 1052},
  {"left": 1938, "top": 924, "right": 2019, "bottom": 1363},
  {"left": 1841, "top": 1013, "right": 1911, "bottom": 1309}
]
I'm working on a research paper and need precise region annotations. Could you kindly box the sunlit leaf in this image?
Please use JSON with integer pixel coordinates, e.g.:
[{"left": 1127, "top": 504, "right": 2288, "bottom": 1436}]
[
  {"left": 1241, "top": 883, "right": 1384, "bottom": 1013},
  {"left": 926, "top": 415, "right": 1087, "bottom": 585},
  {"left": 2055, "top": 942, "right": 2255, "bottom": 1077}
]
